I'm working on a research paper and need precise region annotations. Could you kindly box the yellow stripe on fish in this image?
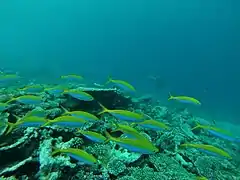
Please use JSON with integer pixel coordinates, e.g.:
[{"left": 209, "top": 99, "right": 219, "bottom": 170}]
[
  {"left": 60, "top": 105, "right": 99, "bottom": 122},
  {"left": 6, "top": 95, "right": 42, "bottom": 105},
  {"left": 24, "top": 109, "right": 46, "bottom": 118},
  {"left": 0, "top": 74, "right": 20, "bottom": 83},
  {"left": 191, "top": 122, "right": 240, "bottom": 142},
  {"left": 106, "top": 76, "right": 136, "bottom": 92},
  {"left": 60, "top": 74, "right": 84, "bottom": 81},
  {"left": 105, "top": 131, "right": 158, "bottom": 154},
  {"left": 111, "top": 123, "right": 147, "bottom": 140},
  {"left": 192, "top": 123, "right": 232, "bottom": 135},
  {"left": 19, "top": 84, "right": 44, "bottom": 93},
  {"left": 44, "top": 85, "right": 68, "bottom": 95},
  {"left": 4, "top": 116, "right": 48, "bottom": 135},
  {"left": 180, "top": 143, "right": 231, "bottom": 159},
  {"left": 134, "top": 119, "right": 169, "bottom": 131},
  {"left": 168, "top": 93, "right": 201, "bottom": 105},
  {"left": 98, "top": 103, "right": 145, "bottom": 123},
  {"left": 52, "top": 148, "right": 97, "bottom": 165},
  {"left": 78, "top": 130, "right": 107, "bottom": 143},
  {"left": 42, "top": 116, "right": 87, "bottom": 128},
  {"left": 63, "top": 90, "right": 94, "bottom": 101}
]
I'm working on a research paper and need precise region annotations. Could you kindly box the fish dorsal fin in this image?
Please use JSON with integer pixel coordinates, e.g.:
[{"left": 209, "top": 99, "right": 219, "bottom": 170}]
[
  {"left": 105, "top": 76, "right": 113, "bottom": 85},
  {"left": 4, "top": 122, "right": 17, "bottom": 135}
]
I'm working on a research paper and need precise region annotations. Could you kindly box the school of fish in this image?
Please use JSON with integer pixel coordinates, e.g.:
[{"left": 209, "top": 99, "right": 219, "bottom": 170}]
[{"left": 0, "top": 72, "right": 238, "bottom": 180}]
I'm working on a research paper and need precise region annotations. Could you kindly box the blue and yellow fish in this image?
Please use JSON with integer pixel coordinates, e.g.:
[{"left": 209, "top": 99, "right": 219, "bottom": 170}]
[
  {"left": 41, "top": 116, "right": 87, "bottom": 128},
  {"left": 192, "top": 123, "right": 240, "bottom": 143},
  {"left": 6, "top": 95, "right": 42, "bottom": 105},
  {"left": 44, "top": 86, "right": 67, "bottom": 96},
  {"left": 168, "top": 93, "right": 201, "bottom": 105},
  {"left": 60, "top": 74, "right": 84, "bottom": 81},
  {"left": 52, "top": 148, "right": 97, "bottom": 165},
  {"left": 134, "top": 119, "right": 169, "bottom": 131},
  {"left": 180, "top": 143, "right": 231, "bottom": 159},
  {"left": 98, "top": 103, "right": 145, "bottom": 123},
  {"left": 111, "top": 123, "right": 146, "bottom": 139},
  {"left": 19, "top": 85, "right": 44, "bottom": 93},
  {"left": 78, "top": 130, "right": 106, "bottom": 143},
  {"left": 105, "top": 131, "right": 158, "bottom": 154},
  {"left": 106, "top": 77, "right": 136, "bottom": 92},
  {"left": 63, "top": 90, "right": 94, "bottom": 101},
  {"left": 0, "top": 74, "right": 21, "bottom": 85},
  {"left": 4, "top": 116, "right": 48, "bottom": 135},
  {"left": 61, "top": 106, "right": 99, "bottom": 122},
  {"left": 25, "top": 109, "right": 46, "bottom": 118}
]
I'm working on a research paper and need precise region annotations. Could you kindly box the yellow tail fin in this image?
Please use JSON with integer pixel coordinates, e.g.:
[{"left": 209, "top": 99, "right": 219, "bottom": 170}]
[
  {"left": 104, "top": 131, "right": 113, "bottom": 143},
  {"left": 168, "top": 92, "right": 174, "bottom": 100},
  {"left": 97, "top": 103, "right": 109, "bottom": 115},
  {"left": 12, "top": 114, "right": 22, "bottom": 121},
  {"left": 5, "top": 122, "right": 16, "bottom": 135},
  {"left": 6, "top": 98, "right": 16, "bottom": 104},
  {"left": 105, "top": 76, "right": 113, "bottom": 85},
  {"left": 191, "top": 122, "right": 202, "bottom": 131}
]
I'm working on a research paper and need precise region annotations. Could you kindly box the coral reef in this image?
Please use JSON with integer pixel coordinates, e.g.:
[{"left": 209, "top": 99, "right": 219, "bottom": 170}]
[{"left": 0, "top": 85, "right": 239, "bottom": 180}]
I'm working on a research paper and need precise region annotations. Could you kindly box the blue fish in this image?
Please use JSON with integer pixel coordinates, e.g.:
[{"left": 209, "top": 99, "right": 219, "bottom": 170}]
[
  {"left": 192, "top": 123, "right": 240, "bottom": 143},
  {"left": 6, "top": 95, "right": 42, "bottom": 105},
  {"left": 63, "top": 90, "right": 94, "bottom": 101},
  {"left": 42, "top": 116, "right": 87, "bottom": 128},
  {"left": 105, "top": 131, "right": 158, "bottom": 154},
  {"left": 52, "top": 148, "right": 97, "bottom": 165},
  {"left": 78, "top": 130, "right": 106, "bottom": 143}
]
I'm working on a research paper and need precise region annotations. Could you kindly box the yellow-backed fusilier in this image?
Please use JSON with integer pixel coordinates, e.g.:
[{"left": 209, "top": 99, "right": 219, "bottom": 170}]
[
  {"left": 180, "top": 143, "right": 231, "bottom": 159},
  {"left": 60, "top": 105, "right": 99, "bottom": 122},
  {"left": 98, "top": 103, "right": 145, "bottom": 123},
  {"left": 24, "top": 109, "right": 46, "bottom": 118},
  {"left": 41, "top": 116, "right": 87, "bottom": 128},
  {"left": 134, "top": 119, "right": 169, "bottom": 131},
  {"left": 63, "top": 90, "right": 94, "bottom": 101},
  {"left": 106, "top": 76, "right": 136, "bottom": 92},
  {"left": 52, "top": 148, "right": 97, "bottom": 165},
  {"left": 0, "top": 74, "right": 21, "bottom": 85},
  {"left": 4, "top": 116, "right": 48, "bottom": 135},
  {"left": 111, "top": 123, "right": 146, "bottom": 139},
  {"left": 19, "top": 84, "right": 44, "bottom": 93},
  {"left": 60, "top": 74, "right": 84, "bottom": 81},
  {"left": 44, "top": 85, "right": 67, "bottom": 96},
  {"left": 192, "top": 123, "right": 240, "bottom": 143},
  {"left": 168, "top": 93, "right": 201, "bottom": 105},
  {"left": 6, "top": 95, "right": 42, "bottom": 105},
  {"left": 105, "top": 131, "right": 158, "bottom": 154},
  {"left": 78, "top": 130, "right": 107, "bottom": 143}
]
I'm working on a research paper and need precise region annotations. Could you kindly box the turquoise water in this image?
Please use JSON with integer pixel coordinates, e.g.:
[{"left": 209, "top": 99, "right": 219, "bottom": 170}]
[{"left": 0, "top": 0, "right": 239, "bottom": 123}]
